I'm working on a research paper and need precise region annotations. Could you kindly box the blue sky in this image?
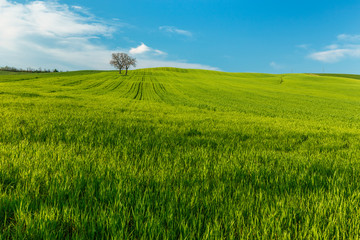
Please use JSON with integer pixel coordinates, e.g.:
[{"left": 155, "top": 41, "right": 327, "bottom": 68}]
[{"left": 1, "top": 0, "right": 360, "bottom": 73}]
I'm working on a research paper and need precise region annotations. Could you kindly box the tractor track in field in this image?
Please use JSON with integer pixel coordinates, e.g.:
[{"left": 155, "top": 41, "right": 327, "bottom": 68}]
[
  {"left": 126, "top": 82, "right": 137, "bottom": 97},
  {"left": 109, "top": 80, "right": 124, "bottom": 91},
  {"left": 62, "top": 79, "right": 83, "bottom": 86},
  {"left": 103, "top": 80, "right": 118, "bottom": 90},
  {"left": 133, "top": 77, "right": 145, "bottom": 100},
  {"left": 83, "top": 79, "right": 108, "bottom": 89},
  {"left": 94, "top": 74, "right": 170, "bottom": 101},
  {"left": 152, "top": 82, "right": 167, "bottom": 101}
]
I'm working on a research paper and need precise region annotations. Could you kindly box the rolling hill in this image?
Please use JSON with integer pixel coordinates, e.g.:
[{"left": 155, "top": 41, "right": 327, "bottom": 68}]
[{"left": 1, "top": 68, "right": 360, "bottom": 239}]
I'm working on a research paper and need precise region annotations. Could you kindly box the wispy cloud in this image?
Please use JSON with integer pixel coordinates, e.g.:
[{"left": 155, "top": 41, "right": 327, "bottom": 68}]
[
  {"left": 309, "top": 49, "right": 357, "bottom": 63},
  {"left": 0, "top": 0, "right": 114, "bottom": 69},
  {"left": 269, "top": 61, "right": 284, "bottom": 70},
  {"left": 337, "top": 34, "right": 360, "bottom": 42},
  {"left": 325, "top": 44, "right": 339, "bottom": 50},
  {"left": 309, "top": 34, "right": 360, "bottom": 63},
  {"left": 0, "top": 0, "right": 217, "bottom": 71},
  {"left": 297, "top": 44, "right": 310, "bottom": 50},
  {"left": 159, "top": 26, "right": 192, "bottom": 37},
  {"left": 72, "top": 6, "right": 83, "bottom": 10},
  {"left": 135, "top": 59, "right": 220, "bottom": 71}
]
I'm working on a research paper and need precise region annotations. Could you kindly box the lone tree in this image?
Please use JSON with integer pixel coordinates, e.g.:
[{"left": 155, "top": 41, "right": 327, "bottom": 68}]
[
  {"left": 110, "top": 53, "right": 136, "bottom": 75},
  {"left": 124, "top": 55, "right": 136, "bottom": 75},
  {"left": 110, "top": 53, "right": 126, "bottom": 74}
]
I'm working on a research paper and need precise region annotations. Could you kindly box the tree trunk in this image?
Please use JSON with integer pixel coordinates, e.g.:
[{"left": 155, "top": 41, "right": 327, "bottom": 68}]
[
  {"left": 125, "top": 67, "right": 128, "bottom": 75},
  {"left": 119, "top": 68, "right": 122, "bottom": 74}
]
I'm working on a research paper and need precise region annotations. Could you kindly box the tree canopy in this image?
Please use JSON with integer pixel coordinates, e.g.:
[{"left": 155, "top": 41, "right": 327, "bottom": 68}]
[{"left": 110, "top": 53, "right": 136, "bottom": 75}]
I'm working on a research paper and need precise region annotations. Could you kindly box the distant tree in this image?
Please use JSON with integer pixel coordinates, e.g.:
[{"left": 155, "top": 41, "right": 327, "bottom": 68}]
[
  {"left": 110, "top": 53, "right": 136, "bottom": 75},
  {"left": 0, "top": 66, "right": 60, "bottom": 73},
  {"left": 124, "top": 55, "right": 136, "bottom": 76},
  {"left": 110, "top": 53, "right": 127, "bottom": 74}
]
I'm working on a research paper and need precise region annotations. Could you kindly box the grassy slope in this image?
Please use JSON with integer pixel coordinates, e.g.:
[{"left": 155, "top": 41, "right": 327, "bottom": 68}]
[
  {"left": 317, "top": 73, "right": 360, "bottom": 81},
  {"left": 1, "top": 68, "right": 360, "bottom": 239}
]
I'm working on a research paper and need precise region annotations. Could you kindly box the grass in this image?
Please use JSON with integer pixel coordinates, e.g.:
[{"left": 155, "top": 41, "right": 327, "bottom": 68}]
[{"left": 1, "top": 68, "right": 360, "bottom": 239}]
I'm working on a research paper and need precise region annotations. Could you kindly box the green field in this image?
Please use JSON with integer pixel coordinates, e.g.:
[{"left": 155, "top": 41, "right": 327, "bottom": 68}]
[{"left": 1, "top": 68, "right": 360, "bottom": 239}]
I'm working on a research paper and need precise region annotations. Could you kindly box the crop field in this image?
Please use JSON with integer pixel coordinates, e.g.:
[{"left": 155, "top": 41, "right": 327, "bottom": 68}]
[{"left": 1, "top": 68, "right": 360, "bottom": 239}]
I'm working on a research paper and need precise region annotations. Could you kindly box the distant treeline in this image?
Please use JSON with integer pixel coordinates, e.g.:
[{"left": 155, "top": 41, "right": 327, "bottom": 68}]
[{"left": 0, "top": 66, "right": 61, "bottom": 73}]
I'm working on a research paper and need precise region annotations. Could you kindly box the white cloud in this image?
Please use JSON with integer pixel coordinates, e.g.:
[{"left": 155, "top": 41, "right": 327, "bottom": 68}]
[
  {"left": 0, "top": 0, "right": 217, "bottom": 71},
  {"left": 129, "top": 43, "right": 151, "bottom": 54},
  {"left": 72, "top": 6, "right": 83, "bottom": 10},
  {"left": 309, "top": 49, "right": 352, "bottom": 63},
  {"left": 0, "top": 0, "right": 8, "bottom": 7},
  {"left": 337, "top": 34, "right": 360, "bottom": 42},
  {"left": 129, "top": 43, "right": 152, "bottom": 54},
  {"left": 159, "top": 26, "right": 192, "bottom": 37},
  {"left": 309, "top": 34, "right": 360, "bottom": 63},
  {"left": 129, "top": 42, "right": 167, "bottom": 56},
  {"left": 0, "top": 0, "right": 114, "bottom": 69}
]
